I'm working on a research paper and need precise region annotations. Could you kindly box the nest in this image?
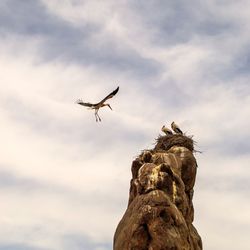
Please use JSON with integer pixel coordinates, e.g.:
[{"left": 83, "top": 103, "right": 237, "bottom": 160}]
[{"left": 154, "top": 134, "right": 194, "bottom": 152}]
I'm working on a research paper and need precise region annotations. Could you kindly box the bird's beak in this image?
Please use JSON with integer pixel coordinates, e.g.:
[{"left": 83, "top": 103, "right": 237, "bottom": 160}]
[{"left": 107, "top": 104, "right": 112, "bottom": 110}]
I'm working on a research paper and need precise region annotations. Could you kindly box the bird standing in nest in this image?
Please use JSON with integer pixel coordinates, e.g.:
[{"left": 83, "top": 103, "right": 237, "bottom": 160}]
[
  {"left": 76, "top": 86, "right": 119, "bottom": 122},
  {"left": 171, "top": 121, "right": 183, "bottom": 134},
  {"left": 161, "top": 125, "right": 173, "bottom": 135}
]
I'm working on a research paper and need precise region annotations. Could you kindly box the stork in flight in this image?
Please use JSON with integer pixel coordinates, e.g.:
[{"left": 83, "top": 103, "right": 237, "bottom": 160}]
[
  {"left": 171, "top": 121, "right": 183, "bottom": 134},
  {"left": 76, "top": 86, "right": 119, "bottom": 122},
  {"left": 161, "top": 125, "right": 173, "bottom": 135}
]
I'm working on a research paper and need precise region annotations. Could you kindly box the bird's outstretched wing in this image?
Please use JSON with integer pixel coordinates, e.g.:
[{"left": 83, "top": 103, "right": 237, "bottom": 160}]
[
  {"left": 76, "top": 99, "right": 95, "bottom": 107},
  {"left": 98, "top": 86, "right": 119, "bottom": 104}
]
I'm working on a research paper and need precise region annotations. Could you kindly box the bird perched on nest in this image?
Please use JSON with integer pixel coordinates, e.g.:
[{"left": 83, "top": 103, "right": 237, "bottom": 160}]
[
  {"left": 76, "top": 86, "right": 119, "bottom": 122},
  {"left": 171, "top": 121, "right": 183, "bottom": 134},
  {"left": 161, "top": 125, "right": 173, "bottom": 135}
]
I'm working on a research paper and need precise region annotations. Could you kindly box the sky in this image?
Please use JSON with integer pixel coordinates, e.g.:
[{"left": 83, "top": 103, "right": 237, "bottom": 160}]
[{"left": 1, "top": 0, "right": 250, "bottom": 249}]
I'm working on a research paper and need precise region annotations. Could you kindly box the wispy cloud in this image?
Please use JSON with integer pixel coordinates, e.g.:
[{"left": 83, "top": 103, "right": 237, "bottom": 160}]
[{"left": 0, "top": 0, "right": 250, "bottom": 249}]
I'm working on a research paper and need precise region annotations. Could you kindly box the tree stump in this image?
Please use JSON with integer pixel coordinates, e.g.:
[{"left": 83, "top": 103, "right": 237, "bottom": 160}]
[{"left": 114, "top": 134, "right": 202, "bottom": 250}]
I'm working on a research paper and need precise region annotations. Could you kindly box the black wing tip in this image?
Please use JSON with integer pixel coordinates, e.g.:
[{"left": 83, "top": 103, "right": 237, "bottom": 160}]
[
  {"left": 111, "top": 86, "right": 119, "bottom": 95},
  {"left": 178, "top": 128, "right": 183, "bottom": 134}
]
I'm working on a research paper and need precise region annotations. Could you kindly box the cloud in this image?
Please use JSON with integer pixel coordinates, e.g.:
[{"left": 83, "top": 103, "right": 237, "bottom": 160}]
[
  {"left": 0, "top": 244, "right": 46, "bottom": 250},
  {"left": 0, "top": 0, "right": 250, "bottom": 249},
  {"left": 0, "top": 166, "right": 126, "bottom": 249},
  {"left": 62, "top": 234, "right": 112, "bottom": 250},
  {"left": 1, "top": 0, "right": 162, "bottom": 79}
]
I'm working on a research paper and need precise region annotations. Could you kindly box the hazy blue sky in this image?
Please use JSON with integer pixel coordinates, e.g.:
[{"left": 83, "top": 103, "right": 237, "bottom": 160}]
[{"left": 1, "top": 1, "right": 250, "bottom": 249}]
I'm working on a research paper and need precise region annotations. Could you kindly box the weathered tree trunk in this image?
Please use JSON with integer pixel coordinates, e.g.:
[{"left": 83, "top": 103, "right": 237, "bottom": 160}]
[{"left": 114, "top": 134, "right": 202, "bottom": 250}]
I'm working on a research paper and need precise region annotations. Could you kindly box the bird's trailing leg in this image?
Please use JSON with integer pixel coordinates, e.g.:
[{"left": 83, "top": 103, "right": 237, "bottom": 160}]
[{"left": 95, "top": 110, "right": 101, "bottom": 122}]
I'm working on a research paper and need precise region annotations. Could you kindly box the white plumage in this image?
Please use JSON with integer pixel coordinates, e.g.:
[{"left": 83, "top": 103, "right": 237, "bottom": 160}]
[
  {"left": 171, "top": 121, "right": 183, "bottom": 134},
  {"left": 161, "top": 125, "right": 173, "bottom": 135}
]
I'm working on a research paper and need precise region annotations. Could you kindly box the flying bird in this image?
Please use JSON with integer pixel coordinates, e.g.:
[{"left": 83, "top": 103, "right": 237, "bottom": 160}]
[
  {"left": 171, "top": 121, "right": 183, "bottom": 134},
  {"left": 161, "top": 125, "right": 173, "bottom": 135},
  {"left": 76, "top": 86, "right": 119, "bottom": 122}
]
